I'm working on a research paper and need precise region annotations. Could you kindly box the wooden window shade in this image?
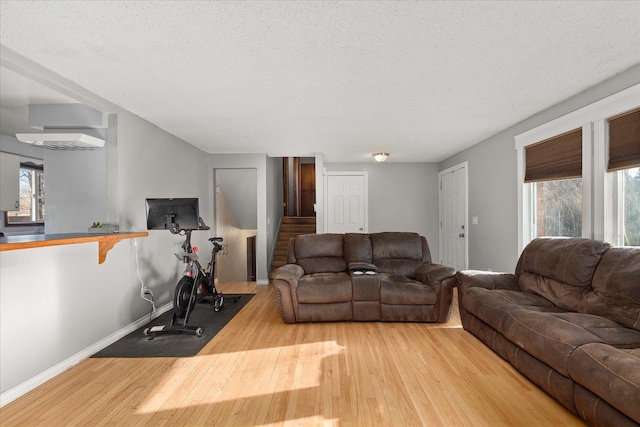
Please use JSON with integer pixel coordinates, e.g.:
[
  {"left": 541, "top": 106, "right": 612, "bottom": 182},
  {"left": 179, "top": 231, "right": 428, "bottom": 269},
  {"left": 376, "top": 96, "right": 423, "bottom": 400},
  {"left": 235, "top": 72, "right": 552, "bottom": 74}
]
[
  {"left": 525, "top": 128, "right": 582, "bottom": 183},
  {"left": 608, "top": 107, "right": 640, "bottom": 172}
]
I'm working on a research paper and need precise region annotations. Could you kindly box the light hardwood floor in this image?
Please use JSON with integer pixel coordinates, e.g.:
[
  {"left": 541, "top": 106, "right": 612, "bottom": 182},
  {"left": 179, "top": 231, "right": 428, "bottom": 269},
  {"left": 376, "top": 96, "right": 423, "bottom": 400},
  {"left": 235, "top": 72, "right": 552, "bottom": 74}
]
[{"left": 0, "top": 282, "right": 584, "bottom": 426}]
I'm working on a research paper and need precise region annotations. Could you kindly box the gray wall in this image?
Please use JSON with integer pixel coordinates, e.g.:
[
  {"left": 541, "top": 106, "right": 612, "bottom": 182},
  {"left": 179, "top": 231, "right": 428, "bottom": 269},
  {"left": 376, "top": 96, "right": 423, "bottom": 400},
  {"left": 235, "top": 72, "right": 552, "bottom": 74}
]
[
  {"left": 1, "top": 109, "right": 211, "bottom": 401},
  {"left": 0, "top": 143, "right": 110, "bottom": 235},
  {"left": 216, "top": 169, "right": 258, "bottom": 230},
  {"left": 1, "top": 129, "right": 112, "bottom": 236},
  {"left": 116, "top": 110, "right": 212, "bottom": 303},
  {"left": 440, "top": 64, "right": 640, "bottom": 273},
  {"left": 324, "top": 162, "right": 441, "bottom": 258},
  {"left": 266, "top": 155, "right": 283, "bottom": 269},
  {"left": 44, "top": 148, "right": 109, "bottom": 233}
]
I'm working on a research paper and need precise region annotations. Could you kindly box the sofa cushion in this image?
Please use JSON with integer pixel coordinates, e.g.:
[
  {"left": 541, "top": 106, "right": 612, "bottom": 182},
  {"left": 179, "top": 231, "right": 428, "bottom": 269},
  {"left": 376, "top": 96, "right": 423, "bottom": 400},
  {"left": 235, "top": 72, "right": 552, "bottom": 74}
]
[
  {"left": 294, "top": 233, "right": 347, "bottom": 274},
  {"left": 462, "top": 286, "right": 640, "bottom": 376},
  {"left": 515, "top": 238, "right": 610, "bottom": 311},
  {"left": 580, "top": 247, "right": 640, "bottom": 330},
  {"left": 568, "top": 343, "right": 640, "bottom": 423},
  {"left": 344, "top": 233, "right": 372, "bottom": 264},
  {"left": 371, "top": 232, "right": 424, "bottom": 279},
  {"left": 297, "top": 272, "right": 352, "bottom": 303},
  {"left": 379, "top": 273, "right": 437, "bottom": 305},
  {"left": 462, "top": 287, "right": 563, "bottom": 331},
  {"left": 503, "top": 311, "right": 640, "bottom": 377}
]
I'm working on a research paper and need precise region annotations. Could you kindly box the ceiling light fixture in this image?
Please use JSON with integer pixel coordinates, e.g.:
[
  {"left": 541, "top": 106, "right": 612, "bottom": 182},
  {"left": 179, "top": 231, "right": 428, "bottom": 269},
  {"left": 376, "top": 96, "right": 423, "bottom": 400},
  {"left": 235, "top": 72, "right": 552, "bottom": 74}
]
[{"left": 373, "top": 152, "right": 389, "bottom": 162}]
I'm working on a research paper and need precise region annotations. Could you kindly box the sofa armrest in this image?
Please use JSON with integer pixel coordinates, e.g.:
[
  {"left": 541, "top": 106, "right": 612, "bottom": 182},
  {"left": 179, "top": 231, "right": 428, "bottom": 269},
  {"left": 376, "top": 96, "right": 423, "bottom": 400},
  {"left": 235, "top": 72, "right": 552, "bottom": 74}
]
[
  {"left": 271, "top": 264, "right": 304, "bottom": 324},
  {"left": 349, "top": 262, "right": 377, "bottom": 274},
  {"left": 415, "top": 263, "right": 457, "bottom": 322},
  {"left": 271, "top": 263, "right": 304, "bottom": 286},
  {"left": 416, "top": 263, "right": 456, "bottom": 285},
  {"left": 455, "top": 270, "right": 519, "bottom": 295}
]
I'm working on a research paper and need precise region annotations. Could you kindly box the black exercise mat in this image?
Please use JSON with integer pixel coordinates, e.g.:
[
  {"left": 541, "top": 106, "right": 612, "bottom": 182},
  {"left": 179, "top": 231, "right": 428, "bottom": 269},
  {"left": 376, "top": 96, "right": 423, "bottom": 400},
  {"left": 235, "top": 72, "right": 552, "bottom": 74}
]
[{"left": 92, "top": 294, "right": 253, "bottom": 358}]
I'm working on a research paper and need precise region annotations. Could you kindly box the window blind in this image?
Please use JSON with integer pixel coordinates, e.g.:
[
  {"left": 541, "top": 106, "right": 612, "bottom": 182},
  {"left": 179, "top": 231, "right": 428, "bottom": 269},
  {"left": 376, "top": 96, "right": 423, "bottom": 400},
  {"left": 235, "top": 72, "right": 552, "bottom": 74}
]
[
  {"left": 525, "top": 128, "right": 582, "bottom": 183},
  {"left": 608, "top": 107, "right": 640, "bottom": 172}
]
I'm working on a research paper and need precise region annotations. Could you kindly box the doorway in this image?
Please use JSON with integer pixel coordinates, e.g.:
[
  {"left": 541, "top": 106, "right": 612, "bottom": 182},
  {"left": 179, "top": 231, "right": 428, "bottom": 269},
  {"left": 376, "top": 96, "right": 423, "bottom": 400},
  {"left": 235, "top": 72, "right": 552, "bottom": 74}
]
[
  {"left": 439, "top": 162, "right": 468, "bottom": 270},
  {"left": 283, "top": 157, "right": 316, "bottom": 217},
  {"left": 214, "top": 168, "right": 258, "bottom": 282}
]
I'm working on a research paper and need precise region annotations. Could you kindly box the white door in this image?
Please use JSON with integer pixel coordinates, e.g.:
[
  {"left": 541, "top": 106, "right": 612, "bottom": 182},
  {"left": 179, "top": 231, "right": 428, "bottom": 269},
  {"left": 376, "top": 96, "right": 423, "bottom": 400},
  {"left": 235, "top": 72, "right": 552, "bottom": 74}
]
[
  {"left": 325, "top": 173, "right": 367, "bottom": 233},
  {"left": 440, "top": 163, "right": 468, "bottom": 270}
]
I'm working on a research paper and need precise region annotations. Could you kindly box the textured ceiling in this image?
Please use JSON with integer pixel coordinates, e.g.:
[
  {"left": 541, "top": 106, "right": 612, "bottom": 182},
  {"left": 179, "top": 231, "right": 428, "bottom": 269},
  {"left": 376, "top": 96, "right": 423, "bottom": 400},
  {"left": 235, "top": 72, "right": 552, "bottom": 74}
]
[{"left": 1, "top": 1, "right": 639, "bottom": 163}]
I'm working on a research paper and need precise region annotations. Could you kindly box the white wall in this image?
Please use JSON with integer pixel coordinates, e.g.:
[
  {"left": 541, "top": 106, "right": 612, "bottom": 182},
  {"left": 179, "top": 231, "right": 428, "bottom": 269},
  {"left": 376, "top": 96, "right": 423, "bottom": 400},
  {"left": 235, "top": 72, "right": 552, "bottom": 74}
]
[
  {"left": 0, "top": 240, "right": 134, "bottom": 399},
  {"left": 439, "top": 64, "right": 640, "bottom": 273},
  {"left": 323, "top": 162, "right": 441, "bottom": 258}
]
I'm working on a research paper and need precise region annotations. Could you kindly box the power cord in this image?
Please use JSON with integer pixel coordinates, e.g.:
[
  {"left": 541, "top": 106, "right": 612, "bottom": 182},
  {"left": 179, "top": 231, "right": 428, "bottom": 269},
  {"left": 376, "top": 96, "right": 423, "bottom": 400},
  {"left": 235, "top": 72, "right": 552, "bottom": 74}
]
[{"left": 133, "top": 238, "right": 156, "bottom": 317}]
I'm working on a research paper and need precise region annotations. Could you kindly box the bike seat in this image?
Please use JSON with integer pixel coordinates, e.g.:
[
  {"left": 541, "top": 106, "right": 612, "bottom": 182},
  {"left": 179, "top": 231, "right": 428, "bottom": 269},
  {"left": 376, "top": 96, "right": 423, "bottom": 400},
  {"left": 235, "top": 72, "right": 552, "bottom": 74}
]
[{"left": 209, "top": 237, "right": 223, "bottom": 242}]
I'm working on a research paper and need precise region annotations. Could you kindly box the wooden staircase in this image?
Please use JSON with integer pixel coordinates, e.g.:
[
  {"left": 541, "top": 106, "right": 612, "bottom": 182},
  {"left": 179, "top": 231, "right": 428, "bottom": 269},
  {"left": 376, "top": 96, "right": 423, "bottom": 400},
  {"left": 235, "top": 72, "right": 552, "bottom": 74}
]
[{"left": 271, "top": 216, "right": 316, "bottom": 274}]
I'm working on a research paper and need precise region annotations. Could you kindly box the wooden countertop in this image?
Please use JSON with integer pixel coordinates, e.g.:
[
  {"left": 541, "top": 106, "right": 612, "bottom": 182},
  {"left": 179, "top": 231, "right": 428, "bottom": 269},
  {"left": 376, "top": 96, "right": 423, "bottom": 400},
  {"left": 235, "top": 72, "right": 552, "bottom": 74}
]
[{"left": 0, "top": 231, "right": 148, "bottom": 264}]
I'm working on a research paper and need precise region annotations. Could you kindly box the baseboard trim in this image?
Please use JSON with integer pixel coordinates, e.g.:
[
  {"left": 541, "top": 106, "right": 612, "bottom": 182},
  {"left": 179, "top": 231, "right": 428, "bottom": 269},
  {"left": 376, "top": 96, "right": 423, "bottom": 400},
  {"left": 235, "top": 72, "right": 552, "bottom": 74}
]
[{"left": 0, "top": 302, "right": 173, "bottom": 408}]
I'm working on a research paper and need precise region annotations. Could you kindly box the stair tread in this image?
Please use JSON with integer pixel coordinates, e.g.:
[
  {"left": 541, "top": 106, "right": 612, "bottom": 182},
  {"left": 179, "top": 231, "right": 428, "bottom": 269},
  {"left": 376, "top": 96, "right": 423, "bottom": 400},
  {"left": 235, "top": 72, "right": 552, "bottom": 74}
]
[{"left": 271, "top": 218, "right": 317, "bottom": 272}]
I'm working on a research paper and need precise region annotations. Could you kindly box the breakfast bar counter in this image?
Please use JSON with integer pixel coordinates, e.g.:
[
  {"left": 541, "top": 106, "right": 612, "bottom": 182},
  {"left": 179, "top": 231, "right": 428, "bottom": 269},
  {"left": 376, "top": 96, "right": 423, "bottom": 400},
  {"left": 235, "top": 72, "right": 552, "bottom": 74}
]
[{"left": 0, "top": 232, "right": 148, "bottom": 264}]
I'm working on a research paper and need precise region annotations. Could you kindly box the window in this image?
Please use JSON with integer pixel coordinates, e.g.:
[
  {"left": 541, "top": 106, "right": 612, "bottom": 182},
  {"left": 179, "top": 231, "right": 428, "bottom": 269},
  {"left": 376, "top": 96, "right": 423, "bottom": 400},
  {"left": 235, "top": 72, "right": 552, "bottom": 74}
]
[
  {"left": 608, "top": 108, "right": 640, "bottom": 246},
  {"left": 532, "top": 178, "right": 583, "bottom": 238},
  {"left": 516, "top": 84, "right": 640, "bottom": 250},
  {"left": 5, "top": 163, "right": 45, "bottom": 226},
  {"left": 524, "top": 128, "right": 583, "bottom": 239},
  {"left": 622, "top": 167, "right": 640, "bottom": 246}
]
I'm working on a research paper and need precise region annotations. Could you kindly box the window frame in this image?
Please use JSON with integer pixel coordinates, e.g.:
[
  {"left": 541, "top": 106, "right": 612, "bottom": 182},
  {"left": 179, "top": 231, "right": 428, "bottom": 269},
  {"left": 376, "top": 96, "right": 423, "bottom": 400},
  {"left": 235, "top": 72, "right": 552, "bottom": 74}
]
[
  {"left": 515, "top": 83, "right": 640, "bottom": 251},
  {"left": 4, "top": 162, "right": 45, "bottom": 227}
]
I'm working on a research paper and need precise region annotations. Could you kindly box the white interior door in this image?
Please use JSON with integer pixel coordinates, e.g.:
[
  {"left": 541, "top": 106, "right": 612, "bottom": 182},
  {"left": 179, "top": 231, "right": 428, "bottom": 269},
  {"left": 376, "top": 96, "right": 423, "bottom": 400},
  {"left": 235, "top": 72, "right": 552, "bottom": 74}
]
[
  {"left": 325, "top": 173, "right": 368, "bottom": 233},
  {"left": 440, "top": 163, "right": 468, "bottom": 270}
]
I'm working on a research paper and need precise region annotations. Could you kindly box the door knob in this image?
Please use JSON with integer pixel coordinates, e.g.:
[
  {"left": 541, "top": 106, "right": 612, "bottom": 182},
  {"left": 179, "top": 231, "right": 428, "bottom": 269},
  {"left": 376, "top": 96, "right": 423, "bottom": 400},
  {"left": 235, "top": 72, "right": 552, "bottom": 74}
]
[
  {"left": 359, "top": 228, "right": 364, "bottom": 232},
  {"left": 459, "top": 233, "right": 465, "bottom": 238}
]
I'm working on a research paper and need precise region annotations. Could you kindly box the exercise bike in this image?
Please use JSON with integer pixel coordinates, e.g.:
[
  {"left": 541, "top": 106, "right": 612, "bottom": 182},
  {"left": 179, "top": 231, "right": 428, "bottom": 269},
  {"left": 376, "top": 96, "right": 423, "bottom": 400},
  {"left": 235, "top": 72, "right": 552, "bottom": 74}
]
[{"left": 144, "top": 217, "right": 237, "bottom": 337}]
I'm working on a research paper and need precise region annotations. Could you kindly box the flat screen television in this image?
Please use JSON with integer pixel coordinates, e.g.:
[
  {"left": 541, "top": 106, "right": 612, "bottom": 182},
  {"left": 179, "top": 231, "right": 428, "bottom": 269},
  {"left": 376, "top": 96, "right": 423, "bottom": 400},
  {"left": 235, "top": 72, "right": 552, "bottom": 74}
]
[{"left": 146, "top": 198, "right": 200, "bottom": 232}]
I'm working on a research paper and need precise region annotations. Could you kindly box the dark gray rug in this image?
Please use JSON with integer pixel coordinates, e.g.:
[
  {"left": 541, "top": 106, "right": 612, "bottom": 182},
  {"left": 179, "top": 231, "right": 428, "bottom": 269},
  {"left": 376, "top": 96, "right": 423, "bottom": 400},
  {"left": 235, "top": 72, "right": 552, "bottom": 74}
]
[{"left": 92, "top": 294, "right": 253, "bottom": 358}]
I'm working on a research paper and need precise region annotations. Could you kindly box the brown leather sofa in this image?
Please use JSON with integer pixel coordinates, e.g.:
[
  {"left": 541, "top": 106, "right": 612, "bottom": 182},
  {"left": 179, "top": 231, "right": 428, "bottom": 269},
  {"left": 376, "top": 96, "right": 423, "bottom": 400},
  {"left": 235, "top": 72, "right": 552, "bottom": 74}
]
[
  {"left": 272, "top": 232, "right": 456, "bottom": 323},
  {"left": 456, "top": 238, "right": 640, "bottom": 426}
]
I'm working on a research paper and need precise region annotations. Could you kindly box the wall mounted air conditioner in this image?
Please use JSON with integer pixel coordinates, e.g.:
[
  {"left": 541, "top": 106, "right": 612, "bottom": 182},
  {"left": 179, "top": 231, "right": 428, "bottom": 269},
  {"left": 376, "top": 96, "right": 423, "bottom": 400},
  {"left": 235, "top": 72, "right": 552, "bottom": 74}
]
[
  {"left": 15, "top": 103, "right": 107, "bottom": 150},
  {"left": 16, "top": 132, "right": 105, "bottom": 149}
]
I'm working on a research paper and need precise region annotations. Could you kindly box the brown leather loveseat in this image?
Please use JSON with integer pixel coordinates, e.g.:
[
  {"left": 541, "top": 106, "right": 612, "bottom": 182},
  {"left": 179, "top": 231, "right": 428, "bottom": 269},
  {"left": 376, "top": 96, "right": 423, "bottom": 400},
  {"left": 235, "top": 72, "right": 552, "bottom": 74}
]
[
  {"left": 456, "top": 238, "right": 640, "bottom": 426},
  {"left": 272, "top": 232, "right": 456, "bottom": 323}
]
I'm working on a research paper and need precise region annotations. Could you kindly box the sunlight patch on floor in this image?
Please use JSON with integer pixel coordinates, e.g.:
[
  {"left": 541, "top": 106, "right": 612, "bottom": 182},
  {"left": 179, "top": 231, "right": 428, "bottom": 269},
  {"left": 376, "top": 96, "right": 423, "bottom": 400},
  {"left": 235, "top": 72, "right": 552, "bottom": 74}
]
[{"left": 135, "top": 340, "right": 345, "bottom": 414}]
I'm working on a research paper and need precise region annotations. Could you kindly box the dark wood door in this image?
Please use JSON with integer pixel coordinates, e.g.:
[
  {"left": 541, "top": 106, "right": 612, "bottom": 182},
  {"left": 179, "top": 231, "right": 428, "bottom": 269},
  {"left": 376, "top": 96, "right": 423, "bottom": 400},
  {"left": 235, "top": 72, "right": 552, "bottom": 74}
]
[
  {"left": 300, "top": 163, "right": 316, "bottom": 217},
  {"left": 246, "top": 235, "right": 256, "bottom": 281}
]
